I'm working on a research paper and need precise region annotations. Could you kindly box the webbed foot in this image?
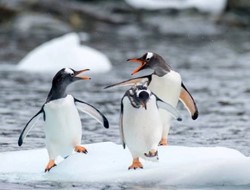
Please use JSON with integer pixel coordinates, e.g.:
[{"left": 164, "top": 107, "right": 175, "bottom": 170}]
[
  {"left": 159, "top": 138, "right": 167, "bottom": 146},
  {"left": 128, "top": 158, "right": 143, "bottom": 170},
  {"left": 144, "top": 150, "right": 158, "bottom": 159},
  {"left": 45, "top": 160, "right": 56, "bottom": 172},
  {"left": 74, "top": 145, "right": 88, "bottom": 154}
]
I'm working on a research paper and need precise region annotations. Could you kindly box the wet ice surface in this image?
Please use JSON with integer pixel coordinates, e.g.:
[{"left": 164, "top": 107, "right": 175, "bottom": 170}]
[{"left": 1, "top": 17, "right": 250, "bottom": 189}]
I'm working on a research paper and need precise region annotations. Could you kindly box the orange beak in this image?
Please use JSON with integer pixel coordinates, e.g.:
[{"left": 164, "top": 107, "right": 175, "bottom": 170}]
[
  {"left": 75, "top": 69, "right": 91, "bottom": 80},
  {"left": 140, "top": 100, "right": 147, "bottom": 110},
  {"left": 127, "top": 58, "right": 146, "bottom": 75}
]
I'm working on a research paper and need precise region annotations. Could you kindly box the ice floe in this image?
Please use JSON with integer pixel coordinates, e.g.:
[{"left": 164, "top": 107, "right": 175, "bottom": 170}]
[
  {"left": 125, "top": 0, "right": 227, "bottom": 15},
  {"left": 0, "top": 142, "right": 249, "bottom": 186},
  {"left": 17, "top": 33, "right": 112, "bottom": 73}
]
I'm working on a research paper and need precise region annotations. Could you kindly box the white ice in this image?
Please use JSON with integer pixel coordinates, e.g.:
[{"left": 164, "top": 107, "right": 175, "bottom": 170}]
[
  {"left": 125, "top": 0, "right": 227, "bottom": 15},
  {"left": 0, "top": 142, "right": 250, "bottom": 186},
  {"left": 17, "top": 33, "right": 112, "bottom": 73}
]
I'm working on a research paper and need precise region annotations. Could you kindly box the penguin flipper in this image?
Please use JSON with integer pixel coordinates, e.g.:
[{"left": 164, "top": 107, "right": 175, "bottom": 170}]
[
  {"left": 74, "top": 98, "right": 109, "bottom": 129},
  {"left": 104, "top": 75, "right": 151, "bottom": 89},
  {"left": 120, "top": 97, "right": 126, "bottom": 149},
  {"left": 156, "top": 95, "right": 182, "bottom": 121},
  {"left": 179, "top": 82, "right": 198, "bottom": 120},
  {"left": 18, "top": 107, "right": 44, "bottom": 146}
]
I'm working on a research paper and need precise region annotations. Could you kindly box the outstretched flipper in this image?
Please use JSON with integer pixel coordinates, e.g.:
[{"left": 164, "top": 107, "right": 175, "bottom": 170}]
[
  {"left": 18, "top": 107, "right": 45, "bottom": 146},
  {"left": 179, "top": 82, "right": 198, "bottom": 120},
  {"left": 156, "top": 95, "right": 182, "bottom": 121},
  {"left": 104, "top": 75, "right": 152, "bottom": 89},
  {"left": 74, "top": 98, "right": 109, "bottom": 129}
]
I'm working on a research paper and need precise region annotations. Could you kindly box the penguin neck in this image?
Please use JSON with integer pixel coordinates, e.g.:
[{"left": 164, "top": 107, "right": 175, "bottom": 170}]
[
  {"left": 154, "top": 64, "right": 171, "bottom": 77},
  {"left": 151, "top": 56, "right": 171, "bottom": 77},
  {"left": 46, "top": 84, "right": 68, "bottom": 102}
]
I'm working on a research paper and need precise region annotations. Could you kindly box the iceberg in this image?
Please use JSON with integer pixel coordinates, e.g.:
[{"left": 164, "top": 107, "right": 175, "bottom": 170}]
[
  {"left": 125, "top": 0, "right": 227, "bottom": 15},
  {"left": 0, "top": 142, "right": 250, "bottom": 187},
  {"left": 17, "top": 33, "right": 112, "bottom": 73}
]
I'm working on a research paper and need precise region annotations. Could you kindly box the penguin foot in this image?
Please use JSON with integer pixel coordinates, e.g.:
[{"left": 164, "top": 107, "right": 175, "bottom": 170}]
[
  {"left": 159, "top": 138, "right": 167, "bottom": 146},
  {"left": 45, "top": 160, "right": 56, "bottom": 172},
  {"left": 144, "top": 150, "right": 158, "bottom": 158},
  {"left": 128, "top": 158, "right": 143, "bottom": 170},
  {"left": 74, "top": 146, "right": 88, "bottom": 154}
]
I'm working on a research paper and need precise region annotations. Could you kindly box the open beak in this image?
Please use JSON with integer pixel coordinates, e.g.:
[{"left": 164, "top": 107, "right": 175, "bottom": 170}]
[
  {"left": 140, "top": 100, "right": 147, "bottom": 110},
  {"left": 127, "top": 58, "right": 146, "bottom": 75},
  {"left": 74, "top": 69, "right": 91, "bottom": 80}
]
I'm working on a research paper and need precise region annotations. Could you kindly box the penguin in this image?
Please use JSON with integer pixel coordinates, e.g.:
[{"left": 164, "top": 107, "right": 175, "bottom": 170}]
[
  {"left": 105, "top": 52, "right": 198, "bottom": 146},
  {"left": 18, "top": 68, "right": 109, "bottom": 172},
  {"left": 120, "top": 83, "right": 182, "bottom": 169}
]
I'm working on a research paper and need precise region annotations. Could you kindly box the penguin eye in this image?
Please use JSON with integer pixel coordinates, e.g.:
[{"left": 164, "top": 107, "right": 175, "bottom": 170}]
[
  {"left": 70, "top": 73, "right": 74, "bottom": 77},
  {"left": 146, "top": 58, "right": 150, "bottom": 61}
]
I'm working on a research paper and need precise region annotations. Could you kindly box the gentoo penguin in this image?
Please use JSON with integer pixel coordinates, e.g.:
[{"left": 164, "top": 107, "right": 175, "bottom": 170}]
[
  {"left": 105, "top": 52, "right": 198, "bottom": 146},
  {"left": 120, "top": 83, "right": 182, "bottom": 169},
  {"left": 18, "top": 68, "right": 109, "bottom": 172}
]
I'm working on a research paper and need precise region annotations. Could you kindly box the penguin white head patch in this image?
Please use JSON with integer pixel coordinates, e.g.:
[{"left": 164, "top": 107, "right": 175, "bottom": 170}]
[
  {"left": 146, "top": 52, "right": 153, "bottom": 60},
  {"left": 64, "top": 68, "right": 74, "bottom": 74}
]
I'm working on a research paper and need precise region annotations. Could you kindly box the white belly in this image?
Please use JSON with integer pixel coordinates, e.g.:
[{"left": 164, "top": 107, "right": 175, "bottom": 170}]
[
  {"left": 149, "top": 71, "right": 182, "bottom": 137},
  {"left": 122, "top": 96, "right": 162, "bottom": 159},
  {"left": 44, "top": 95, "right": 82, "bottom": 159},
  {"left": 149, "top": 71, "right": 181, "bottom": 106}
]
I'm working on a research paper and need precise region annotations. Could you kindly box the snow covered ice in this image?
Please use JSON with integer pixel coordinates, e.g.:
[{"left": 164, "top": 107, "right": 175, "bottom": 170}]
[
  {"left": 125, "top": 0, "right": 227, "bottom": 15},
  {"left": 17, "top": 33, "right": 112, "bottom": 73},
  {"left": 0, "top": 142, "right": 249, "bottom": 186}
]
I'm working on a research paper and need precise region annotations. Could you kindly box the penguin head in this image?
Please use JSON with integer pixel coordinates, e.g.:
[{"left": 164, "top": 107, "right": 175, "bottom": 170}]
[
  {"left": 52, "top": 68, "right": 91, "bottom": 87},
  {"left": 129, "top": 84, "right": 151, "bottom": 110},
  {"left": 47, "top": 68, "right": 90, "bottom": 102},
  {"left": 137, "top": 90, "right": 150, "bottom": 110},
  {"left": 127, "top": 52, "right": 171, "bottom": 76}
]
